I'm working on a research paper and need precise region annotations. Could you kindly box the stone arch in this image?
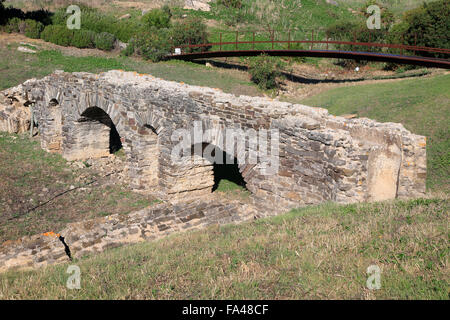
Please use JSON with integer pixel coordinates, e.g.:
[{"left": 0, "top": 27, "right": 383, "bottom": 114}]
[
  {"left": 164, "top": 124, "right": 258, "bottom": 199},
  {"left": 62, "top": 106, "right": 124, "bottom": 161}
]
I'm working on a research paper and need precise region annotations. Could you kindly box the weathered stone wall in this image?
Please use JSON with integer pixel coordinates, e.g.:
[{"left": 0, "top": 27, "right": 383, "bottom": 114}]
[
  {"left": 2, "top": 70, "right": 425, "bottom": 208},
  {"left": 0, "top": 196, "right": 257, "bottom": 273},
  {"left": 0, "top": 85, "right": 31, "bottom": 134}
]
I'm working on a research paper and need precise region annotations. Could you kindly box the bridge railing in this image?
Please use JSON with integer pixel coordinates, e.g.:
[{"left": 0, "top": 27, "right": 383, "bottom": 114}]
[{"left": 170, "top": 29, "right": 450, "bottom": 59}]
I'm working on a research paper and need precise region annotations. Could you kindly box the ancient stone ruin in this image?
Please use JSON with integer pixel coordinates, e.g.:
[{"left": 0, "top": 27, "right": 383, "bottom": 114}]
[{"left": 0, "top": 70, "right": 427, "bottom": 272}]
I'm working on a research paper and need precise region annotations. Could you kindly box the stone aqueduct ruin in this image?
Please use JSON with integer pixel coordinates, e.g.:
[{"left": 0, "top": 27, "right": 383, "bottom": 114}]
[
  {"left": 0, "top": 70, "right": 428, "bottom": 271},
  {"left": 23, "top": 70, "right": 426, "bottom": 207}
]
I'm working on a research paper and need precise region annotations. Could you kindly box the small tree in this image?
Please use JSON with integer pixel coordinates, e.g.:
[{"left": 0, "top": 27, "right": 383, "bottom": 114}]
[
  {"left": 94, "top": 32, "right": 116, "bottom": 51},
  {"left": 23, "top": 19, "right": 44, "bottom": 39},
  {"left": 171, "top": 17, "right": 210, "bottom": 53},
  {"left": 391, "top": 0, "right": 449, "bottom": 58},
  {"left": 248, "top": 54, "right": 285, "bottom": 90},
  {"left": 134, "top": 27, "right": 171, "bottom": 62},
  {"left": 142, "top": 7, "right": 171, "bottom": 29}
]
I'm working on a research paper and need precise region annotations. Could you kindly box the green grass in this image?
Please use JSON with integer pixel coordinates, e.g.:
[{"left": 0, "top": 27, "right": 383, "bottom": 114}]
[
  {"left": 0, "top": 132, "right": 157, "bottom": 242},
  {"left": 1, "top": 196, "right": 448, "bottom": 299},
  {"left": 215, "top": 179, "right": 246, "bottom": 192},
  {"left": 301, "top": 73, "right": 450, "bottom": 191},
  {"left": 189, "top": 0, "right": 359, "bottom": 39},
  {"left": 0, "top": 44, "right": 260, "bottom": 96}
]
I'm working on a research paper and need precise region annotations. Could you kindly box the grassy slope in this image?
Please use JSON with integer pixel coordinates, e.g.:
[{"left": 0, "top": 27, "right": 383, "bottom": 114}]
[
  {"left": 0, "top": 132, "right": 156, "bottom": 242},
  {"left": 302, "top": 74, "right": 450, "bottom": 191},
  {"left": 0, "top": 43, "right": 260, "bottom": 96},
  {"left": 1, "top": 197, "right": 448, "bottom": 299}
]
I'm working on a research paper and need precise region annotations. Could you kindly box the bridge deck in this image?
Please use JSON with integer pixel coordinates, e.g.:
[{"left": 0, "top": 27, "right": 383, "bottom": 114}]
[
  {"left": 167, "top": 49, "right": 450, "bottom": 69},
  {"left": 165, "top": 33, "right": 450, "bottom": 69}
]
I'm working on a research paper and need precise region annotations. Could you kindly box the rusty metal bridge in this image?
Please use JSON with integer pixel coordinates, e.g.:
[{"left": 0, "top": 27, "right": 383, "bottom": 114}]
[{"left": 166, "top": 30, "right": 450, "bottom": 69}]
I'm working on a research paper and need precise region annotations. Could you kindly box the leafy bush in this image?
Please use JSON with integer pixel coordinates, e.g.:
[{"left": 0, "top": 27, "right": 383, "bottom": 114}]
[
  {"left": 52, "top": 5, "right": 141, "bottom": 42},
  {"left": 248, "top": 54, "right": 285, "bottom": 90},
  {"left": 217, "top": 0, "right": 243, "bottom": 9},
  {"left": 326, "top": 21, "right": 386, "bottom": 68},
  {"left": 134, "top": 27, "right": 171, "bottom": 62},
  {"left": 94, "top": 32, "right": 116, "bottom": 51},
  {"left": 142, "top": 7, "right": 171, "bottom": 29},
  {"left": 72, "top": 29, "right": 96, "bottom": 48},
  {"left": 40, "top": 24, "right": 74, "bottom": 46},
  {"left": 120, "top": 39, "right": 136, "bottom": 57},
  {"left": 41, "top": 23, "right": 116, "bottom": 51},
  {"left": 23, "top": 19, "right": 44, "bottom": 39},
  {"left": 4, "top": 17, "right": 21, "bottom": 33},
  {"left": 171, "top": 17, "right": 210, "bottom": 53},
  {"left": 390, "top": 0, "right": 449, "bottom": 58}
]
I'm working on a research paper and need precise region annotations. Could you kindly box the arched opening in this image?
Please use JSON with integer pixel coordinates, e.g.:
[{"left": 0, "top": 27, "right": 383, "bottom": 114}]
[
  {"left": 186, "top": 143, "right": 247, "bottom": 195},
  {"left": 212, "top": 150, "right": 247, "bottom": 192},
  {"left": 63, "top": 106, "right": 123, "bottom": 161},
  {"left": 79, "top": 107, "right": 122, "bottom": 154},
  {"left": 49, "top": 98, "right": 59, "bottom": 107}
]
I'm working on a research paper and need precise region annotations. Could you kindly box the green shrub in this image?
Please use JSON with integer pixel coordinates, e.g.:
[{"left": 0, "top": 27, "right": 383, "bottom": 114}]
[
  {"left": 71, "top": 29, "right": 96, "bottom": 48},
  {"left": 40, "top": 24, "right": 74, "bottom": 46},
  {"left": 326, "top": 21, "right": 387, "bottom": 68},
  {"left": 248, "top": 54, "right": 285, "bottom": 90},
  {"left": 4, "top": 17, "right": 21, "bottom": 33},
  {"left": 390, "top": 0, "right": 449, "bottom": 58},
  {"left": 217, "top": 0, "right": 243, "bottom": 9},
  {"left": 120, "top": 39, "right": 135, "bottom": 56},
  {"left": 171, "top": 17, "right": 210, "bottom": 53},
  {"left": 52, "top": 5, "right": 141, "bottom": 42},
  {"left": 23, "top": 19, "right": 44, "bottom": 39},
  {"left": 94, "top": 32, "right": 116, "bottom": 51},
  {"left": 142, "top": 8, "right": 171, "bottom": 29},
  {"left": 134, "top": 27, "right": 171, "bottom": 62}
]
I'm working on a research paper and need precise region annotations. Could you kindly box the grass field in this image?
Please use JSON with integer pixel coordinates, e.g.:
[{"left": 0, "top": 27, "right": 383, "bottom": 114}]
[
  {"left": 0, "top": 41, "right": 260, "bottom": 96},
  {"left": 301, "top": 73, "right": 450, "bottom": 191},
  {"left": 1, "top": 196, "right": 448, "bottom": 299}
]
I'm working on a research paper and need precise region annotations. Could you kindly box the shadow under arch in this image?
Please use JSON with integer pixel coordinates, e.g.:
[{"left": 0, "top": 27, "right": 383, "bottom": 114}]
[
  {"left": 190, "top": 142, "right": 248, "bottom": 193},
  {"left": 79, "top": 106, "right": 123, "bottom": 154}
]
